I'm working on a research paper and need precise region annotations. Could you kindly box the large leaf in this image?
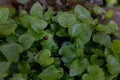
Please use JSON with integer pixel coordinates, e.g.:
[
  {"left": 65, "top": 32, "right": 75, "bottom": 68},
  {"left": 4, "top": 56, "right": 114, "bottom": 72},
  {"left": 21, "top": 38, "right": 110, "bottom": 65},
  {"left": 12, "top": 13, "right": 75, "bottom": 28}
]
[
  {"left": 106, "top": 55, "right": 120, "bottom": 74},
  {"left": 82, "top": 65, "right": 105, "bottom": 80},
  {"left": 0, "top": 8, "right": 9, "bottom": 23},
  {"left": 57, "top": 13, "right": 76, "bottom": 28},
  {"left": 0, "top": 43, "right": 23, "bottom": 61},
  {"left": 75, "top": 24, "right": 92, "bottom": 47},
  {"left": 74, "top": 5, "right": 91, "bottom": 20},
  {"left": 30, "top": 17, "right": 48, "bottom": 33},
  {"left": 35, "top": 49, "right": 54, "bottom": 67},
  {"left": 68, "top": 23, "right": 86, "bottom": 37},
  {"left": 30, "top": 2, "right": 43, "bottom": 18},
  {"left": 19, "top": 34, "right": 35, "bottom": 50},
  {"left": 39, "top": 65, "right": 64, "bottom": 80},
  {"left": 0, "top": 62, "right": 11, "bottom": 78},
  {"left": 70, "top": 58, "right": 89, "bottom": 77},
  {"left": 0, "top": 20, "right": 17, "bottom": 36},
  {"left": 93, "top": 32, "right": 111, "bottom": 46}
]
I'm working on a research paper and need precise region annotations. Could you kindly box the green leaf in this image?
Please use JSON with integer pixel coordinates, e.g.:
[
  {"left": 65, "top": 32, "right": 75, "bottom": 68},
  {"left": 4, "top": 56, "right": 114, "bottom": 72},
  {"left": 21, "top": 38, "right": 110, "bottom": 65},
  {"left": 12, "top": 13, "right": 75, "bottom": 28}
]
[
  {"left": 6, "top": 35, "right": 18, "bottom": 43},
  {"left": 19, "top": 15, "right": 31, "bottom": 28},
  {"left": 75, "top": 24, "right": 92, "bottom": 46},
  {"left": 57, "top": 12, "right": 76, "bottom": 28},
  {"left": 93, "top": 6, "right": 104, "bottom": 15},
  {"left": 30, "top": 2, "right": 43, "bottom": 18},
  {"left": 111, "top": 40, "right": 120, "bottom": 58},
  {"left": 95, "top": 24, "right": 108, "bottom": 32},
  {"left": 10, "top": 73, "right": 25, "bottom": 80},
  {"left": 82, "top": 65, "right": 105, "bottom": 80},
  {"left": 107, "top": 21, "right": 118, "bottom": 33},
  {"left": 93, "top": 32, "right": 111, "bottom": 46},
  {"left": 74, "top": 5, "right": 91, "bottom": 20},
  {"left": 18, "top": 34, "right": 35, "bottom": 50},
  {"left": 90, "top": 54, "right": 104, "bottom": 66},
  {"left": 19, "top": 10, "right": 28, "bottom": 17},
  {"left": 0, "top": 62, "right": 11, "bottom": 78},
  {"left": 27, "top": 29, "right": 46, "bottom": 40},
  {"left": 106, "top": 55, "right": 120, "bottom": 74},
  {"left": 0, "top": 20, "right": 17, "bottom": 36},
  {"left": 35, "top": 49, "right": 54, "bottom": 67},
  {"left": 30, "top": 17, "right": 48, "bottom": 33},
  {"left": 39, "top": 65, "right": 64, "bottom": 80},
  {"left": 56, "top": 28, "right": 69, "bottom": 37},
  {"left": 59, "top": 46, "right": 76, "bottom": 64},
  {"left": 70, "top": 58, "right": 89, "bottom": 77},
  {"left": 44, "top": 7, "right": 53, "bottom": 21},
  {"left": 105, "top": 10, "right": 114, "bottom": 19},
  {"left": 0, "top": 43, "right": 23, "bottom": 61},
  {"left": 40, "top": 33, "right": 58, "bottom": 52},
  {"left": 0, "top": 8, "right": 9, "bottom": 23},
  {"left": 18, "top": 61, "right": 30, "bottom": 73},
  {"left": 92, "top": 48, "right": 104, "bottom": 57},
  {"left": 54, "top": 58, "right": 61, "bottom": 67},
  {"left": 68, "top": 23, "right": 86, "bottom": 37}
]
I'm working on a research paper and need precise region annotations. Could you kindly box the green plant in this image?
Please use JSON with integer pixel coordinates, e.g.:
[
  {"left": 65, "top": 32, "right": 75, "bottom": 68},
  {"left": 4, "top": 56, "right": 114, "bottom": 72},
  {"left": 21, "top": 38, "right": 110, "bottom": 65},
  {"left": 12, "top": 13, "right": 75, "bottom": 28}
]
[{"left": 0, "top": 2, "right": 120, "bottom": 80}]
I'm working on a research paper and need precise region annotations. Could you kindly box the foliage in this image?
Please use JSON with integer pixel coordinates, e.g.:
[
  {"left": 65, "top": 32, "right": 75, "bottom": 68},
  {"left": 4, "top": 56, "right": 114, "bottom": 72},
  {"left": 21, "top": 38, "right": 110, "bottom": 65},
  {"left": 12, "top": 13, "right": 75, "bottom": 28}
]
[{"left": 0, "top": 2, "right": 120, "bottom": 80}]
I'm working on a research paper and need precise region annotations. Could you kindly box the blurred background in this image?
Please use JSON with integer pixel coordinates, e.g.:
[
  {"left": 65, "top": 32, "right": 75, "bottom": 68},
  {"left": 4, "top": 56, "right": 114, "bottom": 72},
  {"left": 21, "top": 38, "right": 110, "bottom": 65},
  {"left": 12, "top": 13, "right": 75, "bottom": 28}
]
[{"left": 0, "top": 0, "right": 120, "bottom": 27}]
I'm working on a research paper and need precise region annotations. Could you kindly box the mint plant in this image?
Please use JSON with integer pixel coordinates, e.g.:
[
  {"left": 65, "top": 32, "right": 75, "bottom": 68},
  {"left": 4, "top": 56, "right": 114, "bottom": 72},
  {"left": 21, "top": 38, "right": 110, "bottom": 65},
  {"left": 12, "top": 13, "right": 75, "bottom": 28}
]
[{"left": 0, "top": 2, "right": 120, "bottom": 80}]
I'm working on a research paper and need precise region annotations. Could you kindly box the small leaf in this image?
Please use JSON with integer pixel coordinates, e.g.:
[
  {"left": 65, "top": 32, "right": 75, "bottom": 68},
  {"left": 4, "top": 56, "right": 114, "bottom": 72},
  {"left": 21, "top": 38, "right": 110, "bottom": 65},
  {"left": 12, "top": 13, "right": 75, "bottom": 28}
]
[
  {"left": 92, "top": 48, "right": 104, "bottom": 57},
  {"left": 0, "top": 20, "right": 17, "bottom": 36},
  {"left": 39, "top": 65, "right": 64, "bottom": 80},
  {"left": 90, "top": 54, "right": 104, "bottom": 66},
  {"left": 0, "top": 62, "right": 11, "bottom": 78},
  {"left": 18, "top": 61, "right": 30, "bottom": 73},
  {"left": 111, "top": 40, "right": 120, "bottom": 58},
  {"left": 106, "top": 55, "right": 120, "bottom": 74},
  {"left": 18, "top": 34, "right": 35, "bottom": 50},
  {"left": 105, "top": 10, "right": 114, "bottom": 19},
  {"left": 35, "top": 49, "right": 54, "bottom": 67},
  {"left": 30, "top": 17, "right": 48, "bottom": 33},
  {"left": 57, "top": 13, "right": 76, "bottom": 28},
  {"left": 10, "top": 73, "right": 25, "bottom": 80},
  {"left": 30, "top": 2, "right": 43, "bottom": 18},
  {"left": 74, "top": 5, "right": 91, "bottom": 20},
  {"left": 107, "top": 21, "right": 118, "bottom": 32},
  {"left": 44, "top": 7, "right": 53, "bottom": 21},
  {"left": 95, "top": 24, "right": 107, "bottom": 32},
  {"left": 0, "top": 8, "right": 9, "bottom": 23},
  {"left": 93, "top": 6, "right": 104, "bottom": 15},
  {"left": 70, "top": 58, "right": 89, "bottom": 77},
  {"left": 27, "top": 29, "right": 46, "bottom": 40},
  {"left": 59, "top": 46, "right": 76, "bottom": 64},
  {"left": 19, "top": 15, "right": 31, "bottom": 28},
  {"left": 82, "top": 65, "right": 105, "bottom": 80},
  {"left": 93, "top": 32, "right": 111, "bottom": 46},
  {"left": 0, "top": 43, "right": 23, "bottom": 61}
]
